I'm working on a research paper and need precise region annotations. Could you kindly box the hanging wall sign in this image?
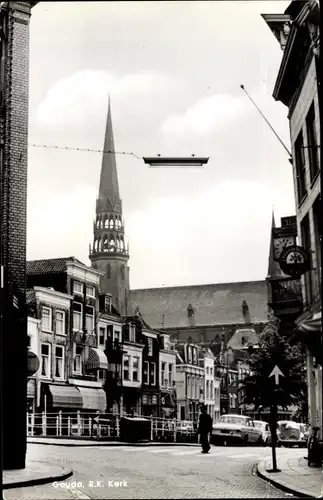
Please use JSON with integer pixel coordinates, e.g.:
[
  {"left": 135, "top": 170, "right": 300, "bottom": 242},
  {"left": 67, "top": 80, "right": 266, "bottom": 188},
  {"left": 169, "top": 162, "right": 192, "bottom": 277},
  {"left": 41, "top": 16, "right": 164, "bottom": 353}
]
[{"left": 279, "top": 245, "right": 310, "bottom": 278}]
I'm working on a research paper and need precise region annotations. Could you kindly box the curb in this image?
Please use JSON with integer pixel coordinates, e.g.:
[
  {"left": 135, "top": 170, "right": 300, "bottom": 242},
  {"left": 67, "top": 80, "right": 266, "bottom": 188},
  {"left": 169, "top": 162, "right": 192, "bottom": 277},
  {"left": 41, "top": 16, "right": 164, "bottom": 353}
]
[
  {"left": 256, "top": 461, "right": 315, "bottom": 499},
  {"left": 27, "top": 439, "right": 199, "bottom": 448},
  {"left": 3, "top": 468, "right": 73, "bottom": 490}
]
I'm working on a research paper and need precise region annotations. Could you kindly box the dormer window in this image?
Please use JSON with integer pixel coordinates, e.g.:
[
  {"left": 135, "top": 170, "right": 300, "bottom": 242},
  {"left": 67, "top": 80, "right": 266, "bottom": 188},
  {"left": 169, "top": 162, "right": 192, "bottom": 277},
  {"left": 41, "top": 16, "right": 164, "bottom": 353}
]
[{"left": 105, "top": 295, "right": 112, "bottom": 313}]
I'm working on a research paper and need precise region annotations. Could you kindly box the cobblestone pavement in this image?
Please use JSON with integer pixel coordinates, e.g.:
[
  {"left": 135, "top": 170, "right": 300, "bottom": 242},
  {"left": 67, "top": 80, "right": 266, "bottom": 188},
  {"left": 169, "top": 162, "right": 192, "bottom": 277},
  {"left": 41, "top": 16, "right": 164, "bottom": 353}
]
[{"left": 4, "top": 444, "right": 298, "bottom": 499}]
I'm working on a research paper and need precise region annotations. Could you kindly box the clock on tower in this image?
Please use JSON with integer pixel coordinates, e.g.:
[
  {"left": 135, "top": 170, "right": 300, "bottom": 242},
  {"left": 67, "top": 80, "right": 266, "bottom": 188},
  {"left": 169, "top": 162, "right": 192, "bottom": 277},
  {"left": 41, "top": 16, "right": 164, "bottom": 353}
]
[{"left": 273, "top": 236, "right": 296, "bottom": 261}]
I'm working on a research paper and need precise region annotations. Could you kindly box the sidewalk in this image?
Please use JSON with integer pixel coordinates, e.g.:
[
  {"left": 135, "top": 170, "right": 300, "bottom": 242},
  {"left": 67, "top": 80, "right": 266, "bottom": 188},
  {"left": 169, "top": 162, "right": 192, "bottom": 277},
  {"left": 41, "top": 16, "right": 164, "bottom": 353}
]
[
  {"left": 27, "top": 436, "right": 199, "bottom": 447},
  {"left": 3, "top": 460, "right": 73, "bottom": 490},
  {"left": 257, "top": 452, "right": 323, "bottom": 498}
]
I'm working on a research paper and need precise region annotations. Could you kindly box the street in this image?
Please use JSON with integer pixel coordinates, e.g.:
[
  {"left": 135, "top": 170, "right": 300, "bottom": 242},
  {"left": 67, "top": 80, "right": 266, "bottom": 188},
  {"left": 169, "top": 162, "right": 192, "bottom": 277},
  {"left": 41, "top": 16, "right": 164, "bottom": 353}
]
[{"left": 4, "top": 444, "right": 298, "bottom": 499}]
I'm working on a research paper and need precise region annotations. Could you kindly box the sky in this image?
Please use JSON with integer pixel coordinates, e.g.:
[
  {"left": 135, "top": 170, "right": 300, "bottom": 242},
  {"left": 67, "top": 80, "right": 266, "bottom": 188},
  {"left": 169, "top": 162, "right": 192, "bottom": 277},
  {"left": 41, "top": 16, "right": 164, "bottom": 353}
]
[{"left": 27, "top": 0, "right": 296, "bottom": 289}]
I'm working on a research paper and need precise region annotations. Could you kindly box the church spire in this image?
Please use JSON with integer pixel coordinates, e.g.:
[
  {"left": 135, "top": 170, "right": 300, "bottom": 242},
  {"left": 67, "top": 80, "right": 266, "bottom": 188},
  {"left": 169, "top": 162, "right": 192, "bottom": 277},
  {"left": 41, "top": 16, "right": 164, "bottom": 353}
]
[
  {"left": 267, "top": 210, "right": 284, "bottom": 279},
  {"left": 97, "top": 98, "right": 121, "bottom": 212},
  {"left": 89, "top": 98, "right": 129, "bottom": 314}
]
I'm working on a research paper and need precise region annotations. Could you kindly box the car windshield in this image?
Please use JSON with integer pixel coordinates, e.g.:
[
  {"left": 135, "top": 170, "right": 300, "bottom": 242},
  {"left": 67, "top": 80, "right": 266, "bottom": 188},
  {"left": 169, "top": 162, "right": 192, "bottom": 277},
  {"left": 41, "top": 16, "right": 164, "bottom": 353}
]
[
  {"left": 219, "top": 416, "right": 246, "bottom": 425},
  {"left": 253, "top": 422, "right": 263, "bottom": 429}
]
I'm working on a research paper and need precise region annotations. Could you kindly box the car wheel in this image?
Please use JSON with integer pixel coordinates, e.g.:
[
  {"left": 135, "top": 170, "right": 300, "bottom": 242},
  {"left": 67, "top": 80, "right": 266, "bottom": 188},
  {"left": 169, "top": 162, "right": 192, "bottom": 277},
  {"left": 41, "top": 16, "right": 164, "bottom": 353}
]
[{"left": 243, "top": 434, "right": 249, "bottom": 446}]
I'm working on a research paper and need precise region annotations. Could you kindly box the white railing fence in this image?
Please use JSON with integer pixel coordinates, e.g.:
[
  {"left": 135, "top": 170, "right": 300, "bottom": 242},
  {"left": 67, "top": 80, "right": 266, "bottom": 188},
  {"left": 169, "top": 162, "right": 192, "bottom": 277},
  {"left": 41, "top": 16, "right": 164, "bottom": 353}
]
[{"left": 26, "top": 412, "right": 198, "bottom": 443}]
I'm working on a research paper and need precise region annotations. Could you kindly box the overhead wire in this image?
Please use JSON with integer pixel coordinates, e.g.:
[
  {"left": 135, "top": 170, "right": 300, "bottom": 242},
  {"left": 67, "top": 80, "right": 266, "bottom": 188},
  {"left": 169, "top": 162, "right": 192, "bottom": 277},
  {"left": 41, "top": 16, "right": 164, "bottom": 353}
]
[{"left": 28, "top": 143, "right": 143, "bottom": 160}]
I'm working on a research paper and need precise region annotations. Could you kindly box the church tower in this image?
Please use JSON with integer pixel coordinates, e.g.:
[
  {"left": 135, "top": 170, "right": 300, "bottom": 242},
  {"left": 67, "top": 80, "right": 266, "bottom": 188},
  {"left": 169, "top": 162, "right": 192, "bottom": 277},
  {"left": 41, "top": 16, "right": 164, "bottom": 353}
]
[{"left": 89, "top": 99, "right": 130, "bottom": 314}]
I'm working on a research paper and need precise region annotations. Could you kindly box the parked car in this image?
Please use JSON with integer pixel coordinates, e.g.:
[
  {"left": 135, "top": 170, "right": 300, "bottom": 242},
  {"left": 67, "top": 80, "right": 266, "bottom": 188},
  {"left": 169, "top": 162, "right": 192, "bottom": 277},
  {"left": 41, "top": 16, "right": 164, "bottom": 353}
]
[
  {"left": 277, "top": 420, "right": 308, "bottom": 448},
  {"left": 253, "top": 420, "right": 271, "bottom": 446},
  {"left": 211, "top": 414, "right": 263, "bottom": 446}
]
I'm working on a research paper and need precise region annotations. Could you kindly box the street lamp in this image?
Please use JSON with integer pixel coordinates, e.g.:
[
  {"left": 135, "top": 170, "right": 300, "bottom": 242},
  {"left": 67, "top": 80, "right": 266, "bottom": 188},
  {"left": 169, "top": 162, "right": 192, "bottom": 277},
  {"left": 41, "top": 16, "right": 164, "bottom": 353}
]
[{"left": 143, "top": 156, "right": 209, "bottom": 168}]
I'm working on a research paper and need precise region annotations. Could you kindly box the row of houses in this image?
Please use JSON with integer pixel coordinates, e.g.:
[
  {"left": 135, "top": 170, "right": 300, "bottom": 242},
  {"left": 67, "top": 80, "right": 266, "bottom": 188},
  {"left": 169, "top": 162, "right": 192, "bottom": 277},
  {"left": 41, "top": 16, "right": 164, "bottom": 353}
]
[{"left": 26, "top": 257, "right": 253, "bottom": 422}]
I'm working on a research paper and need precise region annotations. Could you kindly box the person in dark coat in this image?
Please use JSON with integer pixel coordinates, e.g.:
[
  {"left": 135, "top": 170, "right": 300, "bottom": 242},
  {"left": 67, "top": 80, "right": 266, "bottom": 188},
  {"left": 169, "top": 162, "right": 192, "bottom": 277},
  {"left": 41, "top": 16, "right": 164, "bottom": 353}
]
[{"left": 198, "top": 404, "right": 213, "bottom": 453}]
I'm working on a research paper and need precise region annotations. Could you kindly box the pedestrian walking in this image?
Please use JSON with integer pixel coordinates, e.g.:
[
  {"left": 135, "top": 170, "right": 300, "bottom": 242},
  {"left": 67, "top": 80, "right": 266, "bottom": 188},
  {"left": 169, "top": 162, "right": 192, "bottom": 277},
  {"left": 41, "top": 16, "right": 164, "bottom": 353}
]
[{"left": 198, "top": 404, "right": 213, "bottom": 453}]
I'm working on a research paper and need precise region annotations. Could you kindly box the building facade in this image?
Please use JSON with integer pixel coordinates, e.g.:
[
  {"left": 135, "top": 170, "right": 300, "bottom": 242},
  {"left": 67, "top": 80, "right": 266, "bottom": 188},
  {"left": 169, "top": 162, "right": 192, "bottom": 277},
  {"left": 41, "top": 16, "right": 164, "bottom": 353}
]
[
  {"left": 159, "top": 333, "right": 177, "bottom": 418},
  {"left": 199, "top": 348, "right": 216, "bottom": 419},
  {"left": 262, "top": 0, "right": 321, "bottom": 436},
  {"left": 175, "top": 343, "right": 204, "bottom": 421},
  {"left": 89, "top": 99, "right": 130, "bottom": 315},
  {"left": 0, "top": 0, "right": 38, "bottom": 469},
  {"left": 27, "top": 257, "right": 107, "bottom": 414}
]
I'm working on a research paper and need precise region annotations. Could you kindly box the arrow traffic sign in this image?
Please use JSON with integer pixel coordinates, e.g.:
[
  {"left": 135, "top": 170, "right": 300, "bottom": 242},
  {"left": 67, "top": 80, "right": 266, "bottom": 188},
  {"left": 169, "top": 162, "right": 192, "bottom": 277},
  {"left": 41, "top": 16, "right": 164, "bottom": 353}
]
[{"left": 269, "top": 365, "right": 285, "bottom": 385}]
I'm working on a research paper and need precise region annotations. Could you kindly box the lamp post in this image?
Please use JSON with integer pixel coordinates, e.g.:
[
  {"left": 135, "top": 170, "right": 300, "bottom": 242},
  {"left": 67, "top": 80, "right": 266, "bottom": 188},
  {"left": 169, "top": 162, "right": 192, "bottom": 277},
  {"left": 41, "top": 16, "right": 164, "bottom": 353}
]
[{"left": 143, "top": 156, "right": 209, "bottom": 168}]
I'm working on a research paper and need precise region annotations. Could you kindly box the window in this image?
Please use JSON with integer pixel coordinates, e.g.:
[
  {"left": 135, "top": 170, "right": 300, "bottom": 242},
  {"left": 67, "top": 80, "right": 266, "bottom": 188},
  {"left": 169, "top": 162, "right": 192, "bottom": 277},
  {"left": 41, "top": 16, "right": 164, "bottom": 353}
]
[
  {"left": 114, "top": 330, "right": 120, "bottom": 343},
  {"left": 54, "top": 346, "right": 64, "bottom": 379},
  {"left": 163, "top": 335, "right": 170, "bottom": 350},
  {"left": 98, "top": 369, "right": 106, "bottom": 381},
  {"left": 144, "top": 361, "right": 149, "bottom": 384},
  {"left": 27, "top": 335, "right": 31, "bottom": 350},
  {"left": 73, "top": 281, "right": 83, "bottom": 295},
  {"left": 187, "top": 375, "right": 191, "bottom": 398},
  {"left": 41, "top": 343, "right": 50, "bottom": 378},
  {"left": 129, "top": 326, "right": 136, "bottom": 343},
  {"left": 152, "top": 395, "right": 157, "bottom": 405},
  {"left": 188, "top": 346, "right": 192, "bottom": 364},
  {"left": 74, "top": 346, "right": 82, "bottom": 374},
  {"left": 150, "top": 362, "right": 156, "bottom": 385},
  {"left": 313, "top": 195, "right": 322, "bottom": 298},
  {"left": 85, "top": 306, "right": 94, "bottom": 333},
  {"left": 206, "top": 366, "right": 209, "bottom": 374},
  {"left": 55, "top": 310, "right": 65, "bottom": 335},
  {"left": 123, "top": 355, "right": 130, "bottom": 381},
  {"left": 168, "top": 363, "right": 173, "bottom": 386},
  {"left": 294, "top": 131, "right": 307, "bottom": 203},
  {"left": 306, "top": 103, "right": 319, "bottom": 183},
  {"left": 105, "top": 294, "right": 112, "bottom": 313},
  {"left": 193, "top": 348, "right": 197, "bottom": 364},
  {"left": 210, "top": 366, "right": 213, "bottom": 375},
  {"left": 301, "top": 214, "right": 312, "bottom": 305},
  {"left": 210, "top": 381, "right": 213, "bottom": 398},
  {"left": 99, "top": 327, "right": 106, "bottom": 346},
  {"left": 161, "top": 362, "right": 166, "bottom": 386},
  {"left": 73, "top": 302, "right": 82, "bottom": 332},
  {"left": 206, "top": 380, "right": 210, "bottom": 399},
  {"left": 132, "top": 356, "right": 139, "bottom": 382},
  {"left": 147, "top": 338, "right": 153, "bottom": 356},
  {"left": 86, "top": 285, "right": 95, "bottom": 298},
  {"left": 41, "top": 307, "right": 52, "bottom": 332}
]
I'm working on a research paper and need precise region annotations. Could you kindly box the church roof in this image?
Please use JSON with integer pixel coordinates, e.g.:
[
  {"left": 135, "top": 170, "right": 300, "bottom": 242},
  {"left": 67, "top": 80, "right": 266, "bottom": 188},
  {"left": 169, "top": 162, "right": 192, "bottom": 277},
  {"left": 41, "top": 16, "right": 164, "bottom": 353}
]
[
  {"left": 130, "top": 280, "right": 268, "bottom": 329},
  {"left": 27, "top": 257, "right": 85, "bottom": 275}
]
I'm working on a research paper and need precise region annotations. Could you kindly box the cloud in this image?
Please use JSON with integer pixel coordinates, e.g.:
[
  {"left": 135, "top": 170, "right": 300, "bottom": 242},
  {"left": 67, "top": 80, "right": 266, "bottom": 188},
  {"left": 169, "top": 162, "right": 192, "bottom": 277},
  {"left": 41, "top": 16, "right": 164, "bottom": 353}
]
[
  {"left": 36, "top": 70, "right": 176, "bottom": 129},
  {"left": 161, "top": 93, "right": 249, "bottom": 137},
  {"left": 126, "top": 179, "right": 294, "bottom": 288},
  {"left": 27, "top": 185, "right": 96, "bottom": 262}
]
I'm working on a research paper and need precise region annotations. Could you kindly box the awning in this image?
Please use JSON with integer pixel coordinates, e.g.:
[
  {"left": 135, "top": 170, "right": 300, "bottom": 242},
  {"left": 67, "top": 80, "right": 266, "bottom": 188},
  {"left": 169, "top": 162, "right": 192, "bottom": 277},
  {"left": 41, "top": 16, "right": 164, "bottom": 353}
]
[
  {"left": 27, "top": 379, "right": 36, "bottom": 398},
  {"left": 48, "top": 384, "right": 83, "bottom": 409},
  {"left": 78, "top": 387, "right": 106, "bottom": 411},
  {"left": 86, "top": 348, "right": 108, "bottom": 371},
  {"left": 299, "top": 311, "right": 322, "bottom": 333}
]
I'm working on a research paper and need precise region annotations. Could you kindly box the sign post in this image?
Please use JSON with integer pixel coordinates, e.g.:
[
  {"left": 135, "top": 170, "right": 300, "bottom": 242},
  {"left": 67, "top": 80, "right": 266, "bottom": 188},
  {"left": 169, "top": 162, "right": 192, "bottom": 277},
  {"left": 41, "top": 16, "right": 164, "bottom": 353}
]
[{"left": 268, "top": 365, "right": 284, "bottom": 473}]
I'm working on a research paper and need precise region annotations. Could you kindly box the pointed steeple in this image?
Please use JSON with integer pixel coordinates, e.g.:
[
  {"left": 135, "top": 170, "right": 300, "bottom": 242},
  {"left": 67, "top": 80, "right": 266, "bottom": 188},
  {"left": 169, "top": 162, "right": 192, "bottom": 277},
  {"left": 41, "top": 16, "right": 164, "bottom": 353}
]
[
  {"left": 267, "top": 210, "right": 284, "bottom": 279},
  {"left": 98, "top": 97, "right": 121, "bottom": 212},
  {"left": 90, "top": 97, "right": 129, "bottom": 316}
]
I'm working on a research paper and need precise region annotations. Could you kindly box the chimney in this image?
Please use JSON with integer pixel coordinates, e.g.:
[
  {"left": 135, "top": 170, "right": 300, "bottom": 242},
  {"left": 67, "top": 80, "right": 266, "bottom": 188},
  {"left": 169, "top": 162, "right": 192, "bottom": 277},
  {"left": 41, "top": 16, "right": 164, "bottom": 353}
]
[
  {"left": 187, "top": 303, "right": 196, "bottom": 327},
  {"left": 242, "top": 300, "right": 251, "bottom": 323}
]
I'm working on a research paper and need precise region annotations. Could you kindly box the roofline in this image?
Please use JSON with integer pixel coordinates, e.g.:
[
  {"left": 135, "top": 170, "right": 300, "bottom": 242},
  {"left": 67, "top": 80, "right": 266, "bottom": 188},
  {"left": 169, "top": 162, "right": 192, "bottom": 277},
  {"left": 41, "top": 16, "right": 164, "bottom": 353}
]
[
  {"left": 161, "top": 321, "right": 267, "bottom": 331},
  {"left": 131, "top": 279, "right": 267, "bottom": 292},
  {"left": 66, "top": 260, "right": 104, "bottom": 277},
  {"left": 33, "top": 286, "right": 74, "bottom": 300}
]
